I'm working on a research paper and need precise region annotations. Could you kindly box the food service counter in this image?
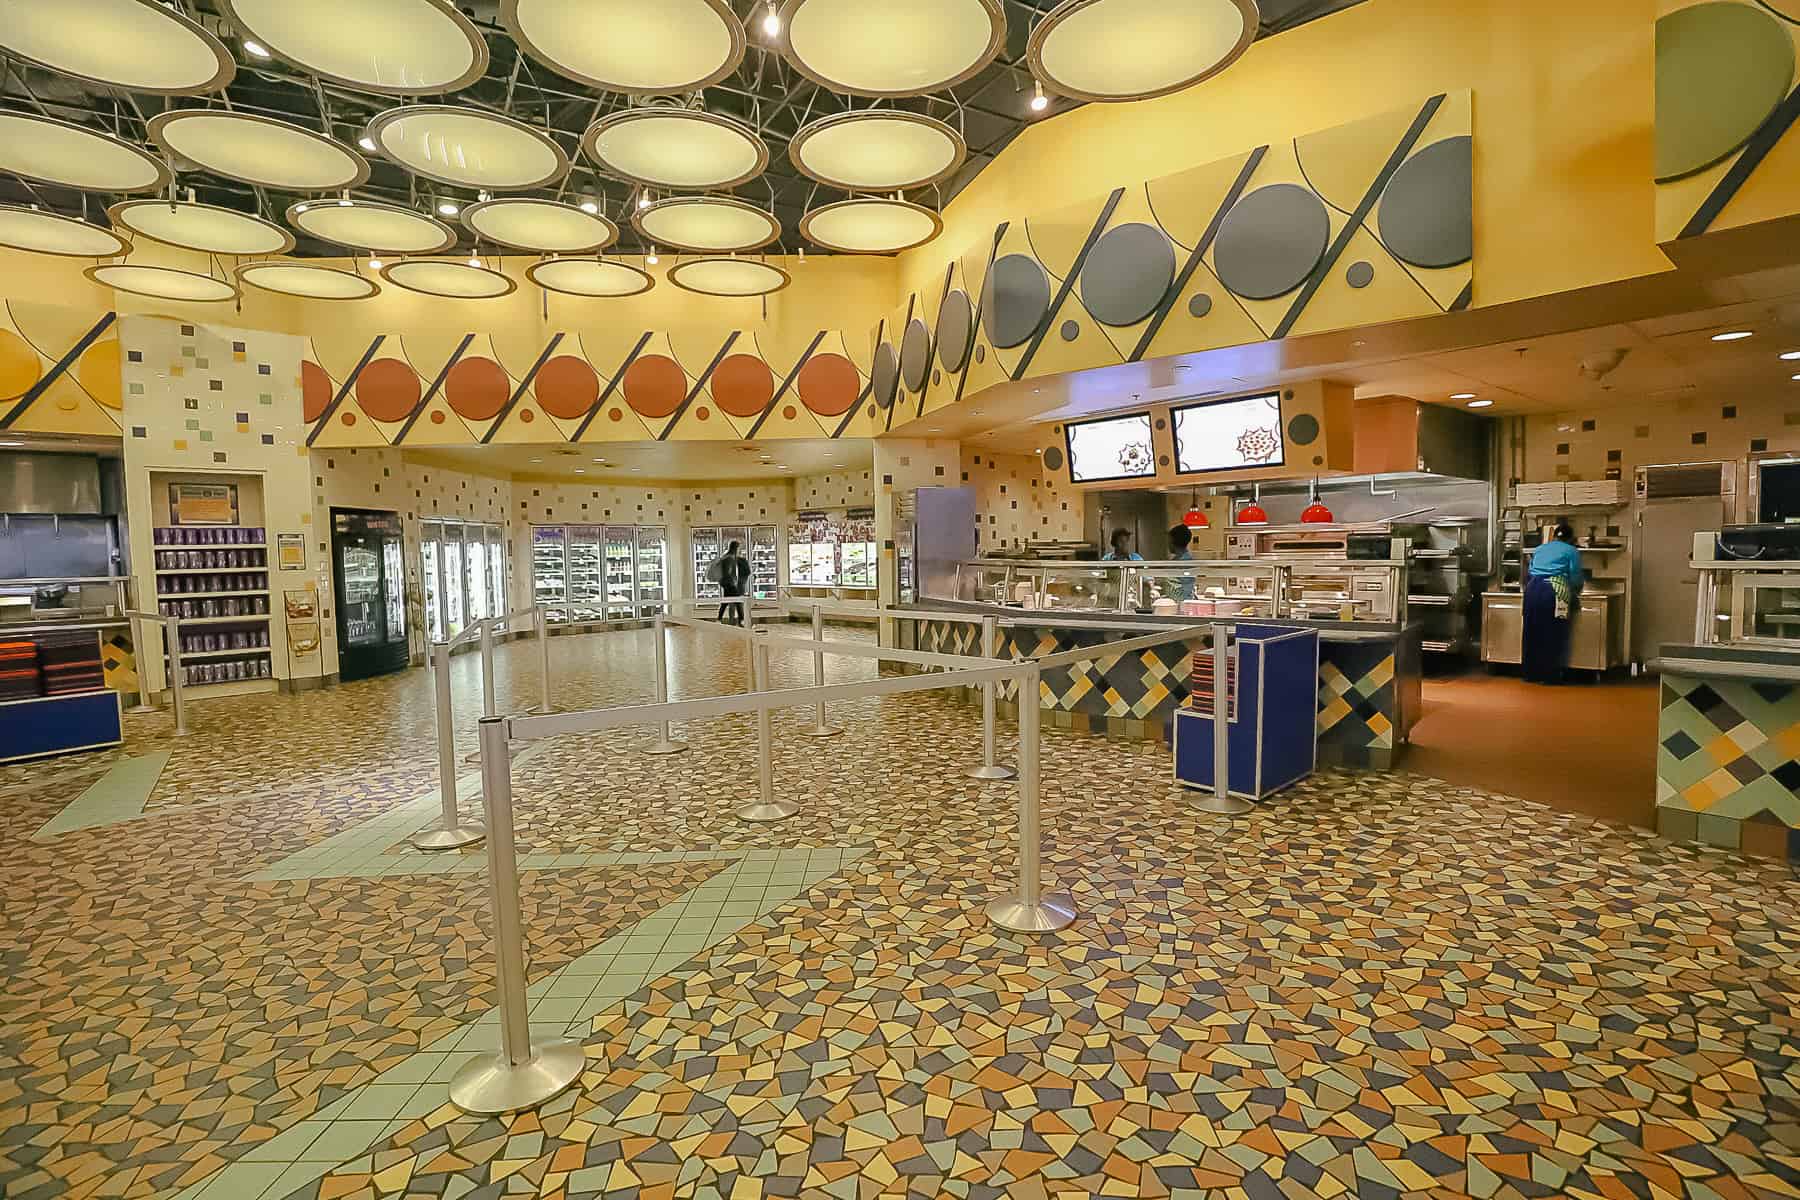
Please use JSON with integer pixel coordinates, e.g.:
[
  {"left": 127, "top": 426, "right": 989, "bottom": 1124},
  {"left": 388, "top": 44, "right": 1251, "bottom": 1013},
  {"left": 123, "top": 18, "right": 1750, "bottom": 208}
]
[{"left": 893, "top": 601, "right": 1421, "bottom": 769}]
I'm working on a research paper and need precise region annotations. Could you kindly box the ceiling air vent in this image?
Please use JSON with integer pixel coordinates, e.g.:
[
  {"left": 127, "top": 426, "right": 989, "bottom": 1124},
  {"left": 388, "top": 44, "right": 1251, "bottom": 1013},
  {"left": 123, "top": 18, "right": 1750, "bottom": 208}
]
[{"left": 1635, "top": 461, "right": 1729, "bottom": 500}]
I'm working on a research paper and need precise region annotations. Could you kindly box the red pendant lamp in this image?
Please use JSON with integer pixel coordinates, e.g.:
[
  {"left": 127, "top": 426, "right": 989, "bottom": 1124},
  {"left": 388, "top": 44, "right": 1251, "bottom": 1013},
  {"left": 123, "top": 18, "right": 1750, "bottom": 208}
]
[
  {"left": 1300, "top": 477, "right": 1334, "bottom": 523},
  {"left": 1235, "top": 484, "right": 1268, "bottom": 525},
  {"left": 1182, "top": 489, "right": 1208, "bottom": 528}
]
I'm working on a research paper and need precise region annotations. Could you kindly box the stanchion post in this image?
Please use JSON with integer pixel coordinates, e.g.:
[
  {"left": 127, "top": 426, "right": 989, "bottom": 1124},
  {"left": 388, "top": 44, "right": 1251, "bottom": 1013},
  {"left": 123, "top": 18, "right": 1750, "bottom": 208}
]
[
  {"left": 968, "top": 614, "right": 1015, "bottom": 781},
  {"left": 479, "top": 617, "right": 497, "bottom": 719},
  {"left": 413, "top": 642, "right": 486, "bottom": 851},
  {"left": 124, "top": 612, "right": 156, "bottom": 715},
  {"left": 532, "top": 605, "right": 551, "bottom": 715},
  {"left": 450, "top": 716, "right": 584, "bottom": 1115},
  {"left": 802, "top": 602, "right": 843, "bottom": 738},
  {"left": 644, "top": 615, "right": 688, "bottom": 755},
  {"left": 985, "top": 662, "right": 1074, "bottom": 932},
  {"left": 1193, "top": 622, "right": 1253, "bottom": 816},
  {"left": 737, "top": 633, "right": 797, "bottom": 822},
  {"left": 166, "top": 616, "right": 189, "bottom": 737}
]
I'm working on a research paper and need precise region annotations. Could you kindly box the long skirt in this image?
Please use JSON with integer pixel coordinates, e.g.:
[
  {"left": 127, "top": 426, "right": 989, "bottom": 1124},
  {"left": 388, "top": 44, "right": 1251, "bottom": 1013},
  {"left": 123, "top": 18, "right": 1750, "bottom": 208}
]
[{"left": 1521, "top": 575, "right": 1569, "bottom": 684}]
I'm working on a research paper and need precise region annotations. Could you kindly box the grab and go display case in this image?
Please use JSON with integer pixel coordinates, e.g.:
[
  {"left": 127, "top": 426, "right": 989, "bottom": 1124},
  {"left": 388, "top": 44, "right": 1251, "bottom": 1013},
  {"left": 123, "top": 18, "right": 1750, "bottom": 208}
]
[
  {"left": 529, "top": 523, "right": 667, "bottom": 623},
  {"left": 692, "top": 526, "right": 779, "bottom": 601},
  {"left": 947, "top": 558, "right": 1407, "bottom": 624},
  {"left": 420, "top": 520, "right": 505, "bottom": 643},
  {"left": 787, "top": 510, "right": 876, "bottom": 599}
]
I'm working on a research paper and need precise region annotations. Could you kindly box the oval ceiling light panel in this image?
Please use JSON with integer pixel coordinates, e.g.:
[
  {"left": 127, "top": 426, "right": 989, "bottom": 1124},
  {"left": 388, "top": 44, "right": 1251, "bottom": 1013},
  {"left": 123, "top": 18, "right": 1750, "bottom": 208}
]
[
  {"left": 462, "top": 198, "right": 617, "bottom": 253},
  {"left": 634, "top": 196, "right": 779, "bottom": 254},
  {"left": 583, "top": 108, "right": 767, "bottom": 191},
  {"left": 0, "top": 0, "right": 234, "bottom": 94},
  {"left": 789, "top": 110, "right": 965, "bottom": 191},
  {"left": 110, "top": 200, "right": 295, "bottom": 256},
  {"left": 219, "top": 0, "right": 487, "bottom": 93},
  {"left": 527, "top": 257, "right": 655, "bottom": 297},
  {"left": 149, "top": 111, "right": 368, "bottom": 191},
  {"left": 381, "top": 259, "right": 517, "bottom": 299},
  {"left": 237, "top": 261, "right": 380, "bottom": 300},
  {"left": 0, "top": 112, "right": 171, "bottom": 194},
  {"left": 800, "top": 197, "right": 942, "bottom": 254},
  {"left": 366, "top": 105, "right": 569, "bottom": 191},
  {"left": 668, "top": 257, "right": 790, "bottom": 298},
  {"left": 1028, "top": 0, "right": 1259, "bottom": 103},
  {"left": 503, "top": 0, "right": 743, "bottom": 94},
  {"left": 781, "top": 0, "right": 1004, "bottom": 97},
  {"left": 288, "top": 199, "right": 456, "bottom": 253},
  {"left": 84, "top": 263, "right": 238, "bottom": 303},
  {"left": 0, "top": 205, "right": 131, "bottom": 258}
]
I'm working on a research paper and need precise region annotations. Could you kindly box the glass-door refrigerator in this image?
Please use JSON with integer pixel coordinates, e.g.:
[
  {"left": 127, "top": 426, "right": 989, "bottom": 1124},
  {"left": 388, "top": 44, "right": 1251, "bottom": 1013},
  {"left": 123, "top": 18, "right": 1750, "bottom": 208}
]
[
  {"left": 532, "top": 526, "right": 566, "bottom": 623},
  {"left": 330, "top": 507, "right": 409, "bottom": 681},
  {"left": 464, "top": 524, "right": 489, "bottom": 625},
  {"left": 692, "top": 526, "right": 722, "bottom": 600},
  {"left": 636, "top": 527, "right": 667, "bottom": 616},
  {"left": 604, "top": 526, "right": 636, "bottom": 619},
  {"left": 751, "top": 525, "right": 779, "bottom": 599},
  {"left": 487, "top": 527, "right": 506, "bottom": 619},
  {"left": 443, "top": 524, "right": 466, "bottom": 638},
  {"left": 421, "top": 526, "right": 443, "bottom": 643},
  {"left": 566, "top": 525, "right": 604, "bottom": 622}
]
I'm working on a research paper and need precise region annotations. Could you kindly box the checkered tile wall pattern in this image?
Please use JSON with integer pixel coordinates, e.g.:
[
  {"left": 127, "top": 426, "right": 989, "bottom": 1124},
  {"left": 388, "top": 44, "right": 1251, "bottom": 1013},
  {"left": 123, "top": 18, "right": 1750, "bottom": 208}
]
[{"left": 1656, "top": 672, "right": 1800, "bottom": 861}]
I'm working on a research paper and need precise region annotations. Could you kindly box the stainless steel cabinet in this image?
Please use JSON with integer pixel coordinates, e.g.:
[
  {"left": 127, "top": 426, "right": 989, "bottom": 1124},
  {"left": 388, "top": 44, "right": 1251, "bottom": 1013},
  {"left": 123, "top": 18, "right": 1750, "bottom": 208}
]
[
  {"left": 1481, "top": 594, "right": 1523, "bottom": 664},
  {"left": 1483, "top": 590, "right": 1622, "bottom": 670}
]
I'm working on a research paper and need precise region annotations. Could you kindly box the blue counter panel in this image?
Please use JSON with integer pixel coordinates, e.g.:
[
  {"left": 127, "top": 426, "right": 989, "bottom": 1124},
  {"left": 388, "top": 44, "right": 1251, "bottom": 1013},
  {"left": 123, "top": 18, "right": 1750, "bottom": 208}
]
[{"left": 0, "top": 690, "right": 123, "bottom": 764}]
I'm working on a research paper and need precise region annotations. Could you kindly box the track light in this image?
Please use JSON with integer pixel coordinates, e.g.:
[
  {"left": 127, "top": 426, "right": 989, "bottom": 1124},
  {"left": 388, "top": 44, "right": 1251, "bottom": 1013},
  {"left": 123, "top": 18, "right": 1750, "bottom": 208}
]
[
  {"left": 761, "top": 1, "right": 781, "bottom": 36},
  {"left": 358, "top": 135, "right": 376, "bottom": 151},
  {"left": 1030, "top": 80, "right": 1049, "bottom": 113},
  {"left": 437, "top": 200, "right": 460, "bottom": 216},
  {"left": 368, "top": 257, "right": 383, "bottom": 271},
  {"left": 243, "top": 39, "right": 270, "bottom": 58},
  {"left": 646, "top": 246, "right": 660, "bottom": 266},
  {"left": 637, "top": 189, "right": 652, "bottom": 211},
  {"left": 467, "top": 252, "right": 480, "bottom": 267},
  {"left": 579, "top": 197, "right": 599, "bottom": 214}
]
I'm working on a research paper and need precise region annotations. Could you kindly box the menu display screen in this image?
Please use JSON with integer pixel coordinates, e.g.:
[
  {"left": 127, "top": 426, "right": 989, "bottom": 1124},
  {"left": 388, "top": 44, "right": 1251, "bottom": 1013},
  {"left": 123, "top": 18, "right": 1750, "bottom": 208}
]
[
  {"left": 1064, "top": 411, "right": 1156, "bottom": 483},
  {"left": 1171, "top": 393, "right": 1285, "bottom": 474}
]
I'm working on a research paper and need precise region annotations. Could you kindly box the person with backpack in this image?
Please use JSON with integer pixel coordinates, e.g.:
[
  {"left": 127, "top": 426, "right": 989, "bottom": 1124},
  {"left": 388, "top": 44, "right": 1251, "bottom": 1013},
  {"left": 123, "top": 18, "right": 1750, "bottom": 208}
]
[{"left": 715, "top": 539, "right": 751, "bottom": 626}]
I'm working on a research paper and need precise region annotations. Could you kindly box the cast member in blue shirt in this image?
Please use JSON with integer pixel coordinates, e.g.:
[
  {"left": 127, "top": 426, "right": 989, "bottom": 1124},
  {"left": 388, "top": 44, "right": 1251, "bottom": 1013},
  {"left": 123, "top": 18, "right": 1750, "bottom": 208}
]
[
  {"left": 1522, "top": 522, "right": 1583, "bottom": 683},
  {"left": 1106, "top": 528, "right": 1143, "bottom": 561}
]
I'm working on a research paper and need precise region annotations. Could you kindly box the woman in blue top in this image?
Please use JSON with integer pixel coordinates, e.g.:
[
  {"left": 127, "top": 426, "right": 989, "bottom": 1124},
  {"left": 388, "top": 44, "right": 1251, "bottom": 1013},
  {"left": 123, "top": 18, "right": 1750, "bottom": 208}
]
[
  {"left": 1522, "top": 521, "right": 1582, "bottom": 683},
  {"left": 1105, "top": 528, "right": 1143, "bottom": 561}
]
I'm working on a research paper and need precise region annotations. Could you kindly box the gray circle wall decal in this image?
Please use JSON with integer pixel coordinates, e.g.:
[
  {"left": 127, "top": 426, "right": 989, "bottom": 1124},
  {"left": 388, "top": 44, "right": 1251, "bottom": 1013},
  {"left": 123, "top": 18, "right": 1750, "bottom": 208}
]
[
  {"left": 1188, "top": 293, "right": 1213, "bottom": 318},
  {"left": 980, "top": 254, "right": 1051, "bottom": 349},
  {"left": 1656, "top": 2, "right": 1794, "bottom": 181},
  {"left": 937, "top": 289, "right": 973, "bottom": 371},
  {"left": 1079, "top": 221, "right": 1175, "bottom": 327},
  {"left": 1378, "top": 135, "right": 1473, "bottom": 269},
  {"left": 901, "top": 318, "right": 931, "bottom": 392},
  {"left": 1346, "top": 261, "right": 1375, "bottom": 288},
  {"left": 1060, "top": 319, "right": 1080, "bottom": 341},
  {"left": 974, "top": 345, "right": 986, "bottom": 364},
  {"left": 1213, "top": 183, "right": 1330, "bottom": 301},
  {"left": 1287, "top": 413, "right": 1321, "bottom": 446},
  {"left": 1042, "top": 445, "right": 1064, "bottom": 471},
  {"left": 871, "top": 342, "right": 899, "bottom": 407}
]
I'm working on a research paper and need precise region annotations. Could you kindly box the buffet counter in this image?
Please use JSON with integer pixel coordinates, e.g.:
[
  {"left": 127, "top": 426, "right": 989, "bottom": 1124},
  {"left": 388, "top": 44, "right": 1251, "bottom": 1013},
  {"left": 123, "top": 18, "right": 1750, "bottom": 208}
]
[{"left": 893, "top": 600, "right": 1422, "bottom": 769}]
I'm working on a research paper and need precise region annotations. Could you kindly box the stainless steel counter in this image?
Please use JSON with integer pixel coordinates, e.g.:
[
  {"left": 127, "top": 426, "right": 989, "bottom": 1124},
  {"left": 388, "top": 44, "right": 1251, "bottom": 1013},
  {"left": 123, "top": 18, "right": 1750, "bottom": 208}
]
[{"left": 1650, "top": 641, "right": 1800, "bottom": 682}]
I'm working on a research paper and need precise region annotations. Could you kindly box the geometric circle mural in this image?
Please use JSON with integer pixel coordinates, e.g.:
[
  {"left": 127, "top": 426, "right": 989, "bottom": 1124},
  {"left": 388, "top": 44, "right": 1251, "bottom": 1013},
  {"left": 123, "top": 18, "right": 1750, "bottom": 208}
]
[
  {"left": 623, "top": 354, "right": 686, "bottom": 418},
  {"left": 301, "top": 360, "right": 333, "bottom": 422},
  {"left": 1287, "top": 412, "right": 1320, "bottom": 446},
  {"left": 1345, "top": 260, "right": 1375, "bottom": 288},
  {"left": 354, "top": 357, "right": 420, "bottom": 422},
  {"left": 871, "top": 341, "right": 900, "bottom": 408},
  {"left": 1080, "top": 222, "right": 1175, "bottom": 326},
  {"left": 445, "top": 356, "right": 510, "bottom": 421},
  {"left": 533, "top": 354, "right": 599, "bottom": 420},
  {"left": 797, "top": 352, "right": 859, "bottom": 417},
  {"left": 78, "top": 339, "right": 122, "bottom": 409},
  {"left": 1654, "top": 1, "right": 1794, "bottom": 182},
  {"left": 937, "top": 289, "right": 973, "bottom": 372},
  {"left": 0, "top": 329, "right": 42, "bottom": 401},
  {"left": 901, "top": 318, "right": 930, "bottom": 393},
  {"left": 981, "top": 254, "right": 1051, "bottom": 349},
  {"left": 711, "top": 353, "right": 774, "bottom": 418},
  {"left": 1213, "top": 183, "right": 1330, "bottom": 300},
  {"left": 1378, "top": 135, "right": 1472, "bottom": 269}
]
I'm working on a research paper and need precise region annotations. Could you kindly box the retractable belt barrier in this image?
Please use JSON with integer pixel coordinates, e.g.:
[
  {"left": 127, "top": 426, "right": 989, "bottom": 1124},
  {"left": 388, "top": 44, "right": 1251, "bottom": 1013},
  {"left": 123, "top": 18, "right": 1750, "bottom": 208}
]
[{"left": 123, "top": 609, "right": 188, "bottom": 736}]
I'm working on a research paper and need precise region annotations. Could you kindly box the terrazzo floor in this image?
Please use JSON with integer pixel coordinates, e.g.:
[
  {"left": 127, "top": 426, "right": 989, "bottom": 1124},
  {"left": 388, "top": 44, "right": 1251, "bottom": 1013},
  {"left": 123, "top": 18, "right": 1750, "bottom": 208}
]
[{"left": 3, "top": 626, "right": 1797, "bottom": 1200}]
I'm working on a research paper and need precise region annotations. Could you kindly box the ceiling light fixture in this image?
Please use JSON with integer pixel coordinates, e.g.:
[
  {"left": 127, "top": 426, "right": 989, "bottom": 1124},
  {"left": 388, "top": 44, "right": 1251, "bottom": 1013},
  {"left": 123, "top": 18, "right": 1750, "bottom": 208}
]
[
  {"left": 526, "top": 256, "right": 654, "bottom": 297},
  {"left": 85, "top": 263, "right": 239, "bottom": 303},
  {"left": 1712, "top": 330, "right": 1754, "bottom": 341},
  {"left": 502, "top": 0, "right": 745, "bottom": 95},
  {"left": 1030, "top": 80, "right": 1049, "bottom": 112},
  {"left": 1782, "top": 351, "right": 1800, "bottom": 361},
  {"left": 243, "top": 38, "right": 270, "bottom": 57},
  {"left": 584, "top": 108, "right": 768, "bottom": 191},
  {"left": 287, "top": 198, "right": 457, "bottom": 253},
  {"left": 762, "top": 1, "right": 781, "bottom": 36},
  {"left": 1027, "top": 0, "right": 1257, "bottom": 103},
  {"left": 110, "top": 199, "right": 295, "bottom": 255},
  {"left": 219, "top": 0, "right": 488, "bottom": 93},
  {"left": 800, "top": 196, "right": 941, "bottom": 254},
  {"left": 780, "top": 0, "right": 1005, "bottom": 97},
  {"left": 149, "top": 109, "right": 369, "bottom": 190},
  {"left": 365, "top": 105, "right": 570, "bottom": 191},
  {"left": 0, "top": 0, "right": 236, "bottom": 94},
  {"left": 1467, "top": 398, "right": 1493, "bottom": 408},
  {"left": 464, "top": 197, "right": 618, "bottom": 253},
  {"left": 358, "top": 135, "right": 377, "bottom": 150},
  {"left": 667, "top": 256, "right": 791, "bottom": 297},
  {"left": 1450, "top": 392, "right": 1476, "bottom": 400},
  {"left": 646, "top": 247, "right": 660, "bottom": 265},
  {"left": 636, "top": 194, "right": 780, "bottom": 254},
  {"left": 467, "top": 252, "right": 481, "bottom": 267},
  {"left": 0, "top": 204, "right": 132, "bottom": 258},
  {"left": 367, "top": 256, "right": 384, "bottom": 270},
  {"left": 381, "top": 258, "right": 517, "bottom": 298},
  {"left": 579, "top": 197, "right": 599, "bottom": 215},
  {"left": 0, "top": 111, "right": 171, "bottom": 194},
  {"left": 437, "top": 200, "right": 461, "bottom": 216},
  {"left": 236, "top": 261, "right": 379, "bottom": 299}
]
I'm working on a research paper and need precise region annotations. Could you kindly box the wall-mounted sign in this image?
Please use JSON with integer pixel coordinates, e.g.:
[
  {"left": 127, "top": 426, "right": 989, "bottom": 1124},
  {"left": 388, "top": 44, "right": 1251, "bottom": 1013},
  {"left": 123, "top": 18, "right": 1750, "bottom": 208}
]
[
  {"left": 1171, "top": 393, "right": 1286, "bottom": 475},
  {"left": 277, "top": 532, "right": 306, "bottom": 571},
  {"left": 169, "top": 482, "right": 238, "bottom": 526},
  {"left": 1065, "top": 412, "right": 1156, "bottom": 484}
]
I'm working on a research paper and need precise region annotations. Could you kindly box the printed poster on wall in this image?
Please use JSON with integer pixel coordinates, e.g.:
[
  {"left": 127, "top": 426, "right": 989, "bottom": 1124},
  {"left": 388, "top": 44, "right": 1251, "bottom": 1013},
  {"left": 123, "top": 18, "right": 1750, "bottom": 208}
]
[
  {"left": 169, "top": 483, "right": 238, "bottom": 525},
  {"left": 277, "top": 532, "right": 306, "bottom": 571}
]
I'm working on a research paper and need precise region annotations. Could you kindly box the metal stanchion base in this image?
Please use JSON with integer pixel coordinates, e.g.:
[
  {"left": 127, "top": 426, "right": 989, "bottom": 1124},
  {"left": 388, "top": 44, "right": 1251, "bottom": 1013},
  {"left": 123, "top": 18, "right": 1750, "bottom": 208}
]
[
  {"left": 449, "top": 1039, "right": 585, "bottom": 1116},
  {"left": 1192, "top": 793, "right": 1255, "bottom": 815},
  {"left": 737, "top": 799, "right": 800, "bottom": 822},
  {"left": 644, "top": 738, "right": 689, "bottom": 756},
  {"left": 967, "top": 764, "right": 1018, "bottom": 781},
  {"left": 529, "top": 704, "right": 553, "bottom": 715},
  {"left": 411, "top": 824, "right": 486, "bottom": 851},
  {"left": 985, "top": 892, "right": 1076, "bottom": 933},
  {"left": 802, "top": 724, "right": 844, "bottom": 739}
]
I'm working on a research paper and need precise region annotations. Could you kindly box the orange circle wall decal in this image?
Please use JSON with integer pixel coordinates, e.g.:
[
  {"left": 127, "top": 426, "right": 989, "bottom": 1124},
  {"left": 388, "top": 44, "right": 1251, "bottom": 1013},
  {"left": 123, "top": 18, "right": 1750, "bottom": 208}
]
[
  {"left": 445, "top": 356, "right": 509, "bottom": 421},
  {"left": 534, "top": 354, "right": 599, "bottom": 420},
  {"left": 78, "top": 339, "right": 122, "bottom": 409},
  {"left": 797, "top": 352, "right": 858, "bottom": 417},
  {"left": 354, "top": 357, "right": 421, "bottom": 423},
  {"left": 0, "top": 329, "right": 43, "bottom": 401},
  {"left": 711, "top": 353, "right": 774, "bottom": 418},
  {"left": 623, "top": 354, "right": 685, "bottom": 418},
  {"left": 301, "top": 359, "right": 333, "bottom": 422}
]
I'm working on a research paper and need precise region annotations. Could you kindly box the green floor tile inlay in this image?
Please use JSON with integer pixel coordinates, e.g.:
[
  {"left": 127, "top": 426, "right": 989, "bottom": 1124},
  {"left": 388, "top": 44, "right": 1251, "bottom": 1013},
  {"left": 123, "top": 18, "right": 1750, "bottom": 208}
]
[{"left": 32, "top": 750, "right": 170, "bottom": 839}]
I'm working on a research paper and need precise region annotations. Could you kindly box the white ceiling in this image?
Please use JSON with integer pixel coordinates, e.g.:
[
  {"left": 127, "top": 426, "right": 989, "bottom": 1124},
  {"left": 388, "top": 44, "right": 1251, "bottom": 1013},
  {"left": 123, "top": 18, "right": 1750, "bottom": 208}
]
[{"left": 404, "top": 438, "right": 872, "bottom": 483}]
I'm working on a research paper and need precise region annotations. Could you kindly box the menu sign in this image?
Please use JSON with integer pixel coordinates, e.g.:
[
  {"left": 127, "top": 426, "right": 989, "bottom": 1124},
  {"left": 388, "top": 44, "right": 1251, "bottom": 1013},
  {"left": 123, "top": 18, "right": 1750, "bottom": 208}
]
[{"left": 169, "top": 482, "right": 238, "bottom": 526}]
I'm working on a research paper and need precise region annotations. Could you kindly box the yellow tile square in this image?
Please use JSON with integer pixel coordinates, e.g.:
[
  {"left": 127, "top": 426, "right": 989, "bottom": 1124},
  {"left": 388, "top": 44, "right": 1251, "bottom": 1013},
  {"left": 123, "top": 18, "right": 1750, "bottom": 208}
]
[
  {"left": 173, "top": 439, "right": 187, "bottom": 451},
  {"left": 1368, "top": 655, "right": 1395, "bottom": 687},
  {"left": 1705, "top": 735, "right": 1742, "bottom": 767},
  {"left": 235, "top": 423, "right": 250, "bottom": 434}
]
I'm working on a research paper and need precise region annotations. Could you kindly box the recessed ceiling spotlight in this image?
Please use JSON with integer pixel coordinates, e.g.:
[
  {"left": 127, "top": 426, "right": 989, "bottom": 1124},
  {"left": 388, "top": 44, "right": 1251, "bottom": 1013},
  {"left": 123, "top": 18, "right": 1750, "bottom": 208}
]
[
  {"left": 243, "top": 38, "right": 270, "bottom": 58},
  {"left": 1712, "top": 330, "right": 1753, "bottom": 341},
  {"left": 1034, "top": 448, "right": 1044, "bottom": 455},
  {"left": 437, "top": 200, "right": 460, "bottom": 216},
  {"left": 1792, "top": 373, "right": 1800, "bottom": 382},
  {"left": 575, "top": 467, "right": 586, "bottom": 473},
  {"left": 1450, "top": 392, "right": 1476, "bottom": 400},
  {"left": 1029, "top": 80, "right": 1049, "bottom": 113},
  {"left": 630, "top": 467, "right": 642, "bottom": 472},
  {"left": 529, "top": 457, "right": 543, "bottom": 463},
  {"left": 1467, "top": 399, "right": 1493, "bottom": 408},
  {"left": 1782, "top": 351, "right": 1800, "bottom": 361}
]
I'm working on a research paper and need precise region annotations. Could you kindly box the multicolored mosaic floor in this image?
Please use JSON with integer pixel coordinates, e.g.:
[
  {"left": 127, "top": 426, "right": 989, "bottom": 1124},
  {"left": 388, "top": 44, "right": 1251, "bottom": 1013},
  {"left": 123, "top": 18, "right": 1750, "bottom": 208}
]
[{"left": 3, "top": 627, "right": 1798, "bottom": 1200}]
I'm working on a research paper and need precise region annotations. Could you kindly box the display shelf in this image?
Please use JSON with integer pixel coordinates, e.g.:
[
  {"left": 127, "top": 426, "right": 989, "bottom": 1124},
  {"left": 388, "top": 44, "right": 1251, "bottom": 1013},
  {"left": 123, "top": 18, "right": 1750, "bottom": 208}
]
[
  {"left": 168, "top": 646, "right": 272, "bottom": 662},
  {"left": 154, "top": 542, "right": 267, "bottom": 552},
  {"left": 156, "top": 589, "right": 267, "bottom": 601},
  {"left": 177, "top": 613, "right": 271, "bottom": 625},
  {"left": 154, "top": 566, "right": 267, "bottom": 576},
  {"left": 180, "top": 677, "right": 277, "bottom": 697}
]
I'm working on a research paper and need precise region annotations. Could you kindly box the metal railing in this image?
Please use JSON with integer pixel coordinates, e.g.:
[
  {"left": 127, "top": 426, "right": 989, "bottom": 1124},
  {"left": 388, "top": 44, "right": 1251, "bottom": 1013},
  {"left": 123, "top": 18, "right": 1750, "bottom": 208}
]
[
  {"left": 411, "top": 605, "right": 552, "bottom": 853},
  {"left": 123, "top": 609, "right": 188, "bottom": 736}
]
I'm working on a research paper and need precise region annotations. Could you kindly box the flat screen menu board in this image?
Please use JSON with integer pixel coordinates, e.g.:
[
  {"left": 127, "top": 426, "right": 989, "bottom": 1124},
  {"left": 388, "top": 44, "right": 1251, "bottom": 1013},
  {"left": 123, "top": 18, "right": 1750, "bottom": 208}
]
[
  {"left": 1064, "top": 411, "right": 1156, "bottom": 484},
  {"left": 1171, "top": 392, "right": 1285, "bottom": 474}
]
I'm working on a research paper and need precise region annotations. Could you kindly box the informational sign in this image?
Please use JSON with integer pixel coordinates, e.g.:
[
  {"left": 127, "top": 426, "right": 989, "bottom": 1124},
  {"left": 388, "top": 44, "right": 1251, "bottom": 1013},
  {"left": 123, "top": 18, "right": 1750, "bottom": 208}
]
[
  {"left": 283, "top": 590, "right": 316, "bottom": 620},
  {"left": 1171, "top": 393, "right": 1285, "bottom": 474},
  {"left": 277, "top": 532, "right": 306, "bottom": 571},
  {"left": 1064, "top": 412, "right": 1156, "bottom": 483},
  {"left": 169, "top": 482, "right": 238, "bottom": 525}
]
